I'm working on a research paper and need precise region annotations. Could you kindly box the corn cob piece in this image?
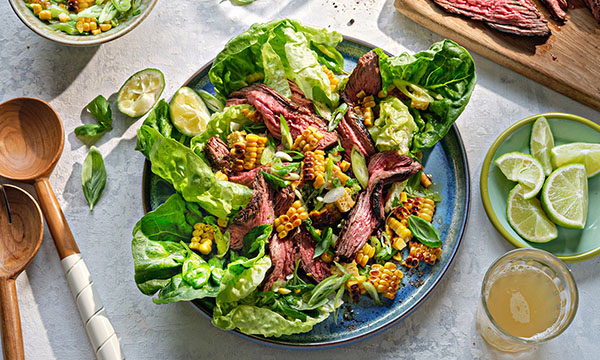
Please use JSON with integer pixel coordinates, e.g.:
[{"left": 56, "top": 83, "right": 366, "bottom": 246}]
[
  {"left": 391, "top": 192, "right": 436, "bottom": 223},
  {"left": 369, "top": 262, "right": 403, "bottom": 300},
  {"left": 387, "top": 216, "right": 412, "bottom": 242},
  {"left": 274, "top": 200, "right": 308, "bottom": 238},
  {"left": 355, "top": 242, "right": 375, "bottom": 267},
  {"left": 292, "top": 126, "right": 324, "bottom": 153},
  {"left": 322, "top": 65, "right": 339, "bottom": 91},
  {"left": 403, "top": 240, "right": 442, "bottom": 268},
  {"left": 242, "top": 134, "right": 267, "bottom": 170},
  {"left": 302, "top": 150, "right": 326, "bottom": 187},
  {"left": 346, "top": 275, "right": 367, "bottom": 302},
  {"left": 190, "top": 222, "right": 215, "bottom": 255}
]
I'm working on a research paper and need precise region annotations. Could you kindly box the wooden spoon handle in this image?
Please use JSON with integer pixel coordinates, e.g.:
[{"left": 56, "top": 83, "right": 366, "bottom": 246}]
[
  {"left": 33, "top": 178, "right": 79, "bottom": 258},
  {"left": 0, "top": 279, "right": 24, "bottom": 360}
]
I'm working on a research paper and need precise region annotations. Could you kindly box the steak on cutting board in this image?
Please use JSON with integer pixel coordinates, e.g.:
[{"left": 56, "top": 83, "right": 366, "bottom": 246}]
[
  {"left": 432, "top": 0, "right": 551, "bottom": 37},
  {"left": 585, "top": 0, "right": 600, "bottom": 22}
]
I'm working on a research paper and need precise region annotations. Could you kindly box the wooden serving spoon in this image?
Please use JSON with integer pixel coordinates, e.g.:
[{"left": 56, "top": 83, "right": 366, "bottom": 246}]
[
  {"left": 0, "top": 98, "right": 123, "bottom": 360},
  {"left": 0, "top": 184, "right": 43, "bottom": 360}
]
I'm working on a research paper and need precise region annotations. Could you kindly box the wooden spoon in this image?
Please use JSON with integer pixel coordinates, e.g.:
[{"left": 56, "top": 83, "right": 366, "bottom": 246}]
[
  {"left": 0, "top": 98, "right": 123, "bottom": 360},
  {"left": 0, "top": 184, "right": 43, "bottom": 360}
]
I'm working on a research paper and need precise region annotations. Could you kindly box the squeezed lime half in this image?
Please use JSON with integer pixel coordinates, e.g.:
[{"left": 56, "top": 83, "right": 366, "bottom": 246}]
[
  {"left": 117, "top": 68, "right": 165, "bottom": 117},
  {"left": 169, "top": 87, "right": 211, "bottom": 137}
]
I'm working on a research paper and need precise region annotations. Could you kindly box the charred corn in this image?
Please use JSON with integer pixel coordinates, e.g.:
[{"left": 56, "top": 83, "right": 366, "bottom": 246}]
[
  {"left": 243, "top": 134, "right": 267, "bottom": 170},
  {"left": 320, "top": 252, "right": 333, "bottom": 263},
  {"left": 391, "top": 237, "right": 407, "bottom": 252},
  {"left": 387, "top": 216, "right": 412, "bottom": 242},
  {"left": 335, "top": 187, "right": 355, "bottom": 212},
  {"left": 332, "top": 163, "right": 349, "bottom": 185},
  {"left": 403, "top": 240, "right": 442, "bottom": 267},
  {"left": 392, "top": 193, "right": 436, "bottom": 223},
  {"left": 369, "top": 262, "right": 403, "bottom": 300},
  {"left": 322, "top": 65, "right": 339, "bottom": 91},
  {"left": 355, "top": 242, "right": 375, "bottom": 267},
  {"left": 274, "top": 201, "right": 308, "bottom": 238},
  {"left": 292, "top": 126, "right": 324, "bottom": 153},
  {"left": 240, "top": 107, "right": 262, "bottom": 123},
  {"left": 339, "top": 160, "right": 350, "bottom": 172},
  {"left": 190, "top": 223, "right": 215, "bottom": 255},
  {"left": 346, "top": 275, "right": 367, "bottom": 302},
  {"left": 302, "top": 150, "right": 326, "bottom": 186}
]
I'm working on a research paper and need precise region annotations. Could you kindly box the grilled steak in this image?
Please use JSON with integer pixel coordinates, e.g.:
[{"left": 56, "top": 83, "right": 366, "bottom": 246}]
[
  {"left": 540, "top": 0, "right": 567, "bottom": 20},
  {"left": 335, "top": 152, "right": 422, "bottom": 259},
  {"left": 343, "top": 51, "right": 382, "bottom": 104},
  {"left": 288, "top": 80, "right": 316, "bottom": 115},
  {"left": 227, "top": 84, "right": 338, "bottom": 149},
  {"left": 296, "top": 228, "right": 331, "bottom": 282},
  {"left": 228, "top": 166, "right": 268, "bottom": 188},
  {"left": 204, "top": 136, "right": 231, "bottom": 172},
  {"left": 274, "top": 185, "right": 296, "bottom": 217},
  {"left": 337, "top": 102, "right": 377, "bottom": 160},
  {"left": 226, "top": 172, "right": 274, "bottom": 250},
  {"left": 432, "top": 0, "right": 551, "bottom": 37},
  {"left": 262, "top": 233, "right": 296, "bottom": 291},
  {"left": 585, "top": 0, "right": 600, "bottom": 22}
]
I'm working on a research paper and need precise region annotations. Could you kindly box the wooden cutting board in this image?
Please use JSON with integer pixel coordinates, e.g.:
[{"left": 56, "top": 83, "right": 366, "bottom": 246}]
[{"left": 394, "top": 0, "right": 600, "bottom": 112}]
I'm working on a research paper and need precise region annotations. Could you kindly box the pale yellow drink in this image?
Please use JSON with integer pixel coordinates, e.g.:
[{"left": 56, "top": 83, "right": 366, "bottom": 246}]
[{"left": 486, "top": 266, "right": 561, "bottom": 338}]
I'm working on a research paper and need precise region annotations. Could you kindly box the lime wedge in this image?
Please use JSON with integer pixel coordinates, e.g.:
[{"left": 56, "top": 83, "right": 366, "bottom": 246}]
[
  {"left": 530, "top": 117, "right": 554, "bottom": 176},
  {"left": 495, "top": 152, "right": 545, "bottom": 199},
  {"left": 117, "top": 68, "right": 165, "bottom": 117},
  {"left": 169, "top": 87, "right": 211, "bottom": 137},
  {"left": 507, "top": 184, "right": 558, "bottom": 243},
  {"left": 551, "top": 142, "right": 600, "bottom": 178},
  {"left": 541, "top": 164, "right": 588, "bottom": 229}
]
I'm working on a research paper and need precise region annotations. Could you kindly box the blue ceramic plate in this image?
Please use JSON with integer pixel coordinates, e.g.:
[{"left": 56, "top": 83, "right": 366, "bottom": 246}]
[
  {"left": 481, "top": 113, "right": 600, "bottom": 263},
  {"left": 142, "top": 37, "right": 470, "bottom": 348}
]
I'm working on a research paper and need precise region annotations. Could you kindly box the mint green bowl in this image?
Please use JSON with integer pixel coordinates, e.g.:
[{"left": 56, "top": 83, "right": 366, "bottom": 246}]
[{"left": 481, "top": 113, "right": 600, "bottom": 263}]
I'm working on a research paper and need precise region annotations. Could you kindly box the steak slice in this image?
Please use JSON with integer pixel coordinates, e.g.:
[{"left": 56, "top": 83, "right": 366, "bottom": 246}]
[
  {"left": 273, "top": 185, "right": 296, "bottom": 217},
  {"left": 262, "top": 233, "right": 296, "bottom": 291},
  {"left": 540, "top": 0, "right": 567, "bottom": 20},
  {"left": 337, "top": 101, "right": 377, "bottom": 160},
  {"left": 227, "top": 84, "right": 338, "bottom": 149},
  {"left": 288, "top": 80, "right": 316, "bottom": 115},
  {"left": 342, "top": 51, "right": 382, "bottom": 104},
  {"left": 335, "top": 152, "right": 422, "bottom": 259},
  {"left": 226, "top": 172, "right": 274, "bottom": 250},
  {"left": 585, "top": 0, "right": 600, "bottom": 22},
  {"left": 204, "top": 136, "right": 231, "bottom": 172},
  {"left": 228, "top": 166, "right": 268, "bottom": 188},
  {"left": 432, "top": 0, "right": 551, "bottom": 37},
  {"left": 296, "top": 228, "right": 331, "bottom": 282}
]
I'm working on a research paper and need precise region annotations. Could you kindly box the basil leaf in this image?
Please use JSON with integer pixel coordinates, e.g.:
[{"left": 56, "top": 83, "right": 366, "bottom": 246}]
[
  {"left": 313, "top": 227, "right": 332, "bottom": 259},
  {"left": 81, "top": 146, "right": 107, "bottom": 211},
  {"left": 74, "top": 123, "right": 108, "bottom": 140},
  {"left": 408, "top": 215, "right": 441, "bottom": 248},
  {"left": 86, "top": 95, "right": 112, "bottom": 130},
  {"left": 261, "top": 171, "right": 290, "bottom": 190},
  {"left": 327, "top": 102, "right": 348, "bottom": 131},
  {"left": 242, "top": 224, "right": 273, "bottom": 257}
]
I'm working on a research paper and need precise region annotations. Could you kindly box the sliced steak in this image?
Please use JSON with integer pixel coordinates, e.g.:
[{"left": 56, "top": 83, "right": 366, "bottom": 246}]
[
  {"left": 296, "top": 228, "right": 331, "bottom": 282},
  {"left": 262, "top": 233, "right": 296, "bottom": 291},
  {"left": 337, "top": 101, "right": 377, "bottom": 160},
  {"left": 227, "top": 84, "right": 338, "bottom": 149},
  {"left": 226, "top": 172, "right": 274, "bottom": 250},
  {"left": 342, "top": 51, "right": 382, "bottom": 104},
  {"left": 540, "top": 0, "right": 567, "bottom": 20},
  {"left": 273, "top": 185, "right": 296, "bottom": 217},
  {"left": 288, "top": 80, "right": 316, "bottom": 115},
  {"left": 432, "top": 0, "right": 550, "bottom": 37},
  {"left": 335, "top": 152, "right": 422, "bottom": 259},
  {"left": 585, "top": 0, "right": 600, "bottom": 22},
  {"left": 204, "top": 136, "right": 231, "bottom": 172},
  {"left": 228, "top": 166, "right": 268, "bottom": 188}
]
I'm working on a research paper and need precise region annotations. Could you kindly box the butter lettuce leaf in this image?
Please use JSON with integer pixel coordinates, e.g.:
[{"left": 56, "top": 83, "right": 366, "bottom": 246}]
[
  {"left": 217, "top": 256, "right": 272, "bottom": 303},
  {"left": 189, "top": 104, "right": 253, "bottom": 155},
  {"left": 374, "top": 40, "right": 476, "bottom": 152},
  {"left": 369, "top": 96, "right": 418, "bottom": 154}
]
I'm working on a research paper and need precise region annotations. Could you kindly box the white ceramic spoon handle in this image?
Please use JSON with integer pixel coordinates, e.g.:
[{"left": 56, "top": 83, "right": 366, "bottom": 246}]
[{"left": 61, "top": 254, "right": 124, "bottom": 360}]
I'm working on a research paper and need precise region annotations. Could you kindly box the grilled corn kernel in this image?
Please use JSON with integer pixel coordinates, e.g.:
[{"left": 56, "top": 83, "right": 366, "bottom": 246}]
[
  {"left": 420, "top": 172, "right": 433, "bottom": 188},
  {"left": 377, "top": 90, "right": 386, "bottom": 98},
  {"left": 32, "top": 3, "right": 42, "bottom": 14},
  {"left": 215, "top": 170, "right": 228, "bottom": 181},
  {"left": 190, "top": 222, "right": 215, "bottom": 255},
  {"left": 292, "top": 126, "right": 324, "bottom": 153},
  {"left": 240, "top": 107, "right": 262, "bottom": 123},
  {"left": 227, "top": 131, "right": 247, "bottom": 148},
  {"left": 331, "top": 261, "right": 360, "bottom": 278},
  {"left": 303, "top": 150, "right": 326, "bottom": 184},
  {"left": 99, "top": 23, "right": 112, "bottom": 32},
  {"left": 335, "top": 187, "right": 355, "bottom": 213},
  {"left": 58, "top": 12, "right": 69, "bottom": 22},
  {"left": 339, "top": 160, "right": 350, "bottom": 172},
  {"left": 38, "top": 9, "right": 51, "bottom": 20},
  {"left": 217, "top": 218, "right": 228, "bottom": 227},
  {"left": 369, "top": 262, "right": 403, "bottom": 300},
  {"left": 320, "top": 252, "right": 333, "bottom": 263},
  {"left": 277, "top": 287, "right": 292, "bottom": 295},
  {"left": 387, "top": 217, "right": 412, "bottom": 241},
  {"left": 346, "top": 275, "right": 367, "bottom": 302},
  {"left": 392, "top": 194, "right": 436, "bottom": 225},
  {"left": 322, "top": 65, "right": 339, "bottom": 91},
  {"left": 392, "top": 237, "right": 407, "bottom": 251},
  {"left": 313, "top": 174, "right": 325, "bottom": 189},
  {"left": 356, "top": 90, "right": 366, "bottom": 99},
  {"left": 403, "top": 240, "right": 442, "bottom": 267},
  {"left": 275, "top": 202, "right": 307, "bottom": 238},
  {"left": 355, "top": 242, "right": 375, "bottom": 267}
]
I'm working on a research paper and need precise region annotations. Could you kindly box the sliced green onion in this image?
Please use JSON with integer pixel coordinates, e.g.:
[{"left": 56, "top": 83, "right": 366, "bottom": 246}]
[
  {"left": 198, "top": 90, "right": 225, "bottom": 113},
  {"left": 99, "top": 2, "right": 117, "bottom": 23},
  {"left": 280, "top": 114, "right": 293, "bottom": 150},
  {"left": 351, "top": 146, "right": 369, "bottom": 188},
  {"left": 327, "top": 103, "right": 348, "bottom": 131},
  {"left": 111, "top": 0, "right": 131, "bottom": 12},
  {"left": 322, "top": 187, "right": 346, "bottom": 203}
]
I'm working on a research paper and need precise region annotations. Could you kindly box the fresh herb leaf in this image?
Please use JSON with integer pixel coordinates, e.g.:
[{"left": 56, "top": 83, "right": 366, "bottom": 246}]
[
  {"left": 81, "top": 146, "right": 106, "bottom": 211},
  {"left": 408, "top": 215, "right": 441, "bottom": 248},
  {"left": 405, "top": 171, "right": 441, "bottom": 202},
  {"left": 327, "top": 102, "right": 348, "bottom": 131},
  {"left": 261, "top": 171, "right": 290, "bottom": 190},
  {"left": 74, "top": 123, "right": 108, "bottom": 140},
  {"left": 282, "top": 150, "right": 304, "bottom": 161},
  {"left": 87, "top": 95, "right": 113, "bottom": 130},
  {"left": 308, "top": 273, "right": 349, "bottom": 306},
  {"left": 280, "top": 114, "right": 293, "bottom": 150},
  {"left": 242, "top": 224, "right": 273, "bottom": 257},
  {"left": 313, "top": 227, "right": 332, "bottom": 258}
]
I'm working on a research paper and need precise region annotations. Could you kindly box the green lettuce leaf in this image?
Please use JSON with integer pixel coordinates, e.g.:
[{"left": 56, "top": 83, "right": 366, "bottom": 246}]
[
  {"left": 143, "top": 99, "right": 185, "bottom": 142},
  {"left": 368, "top": 96, "right": 418, "bottom": 154},
  {"left": 216, "top": 256, "right": 272, "bottom": 303},
  {"left": 374, "top": 40, "right": 476, "bottom": 152},
  {"left": 209, "top": 19, "right": 343, "bottom": 106},
  {"left": 189, "top": 104, "right": 253, "bottom": 155}
]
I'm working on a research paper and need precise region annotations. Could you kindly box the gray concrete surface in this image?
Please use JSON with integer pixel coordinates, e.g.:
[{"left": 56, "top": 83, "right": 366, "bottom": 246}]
[{"left": 1, "top": 0, "right": 599, "bottom": 359}]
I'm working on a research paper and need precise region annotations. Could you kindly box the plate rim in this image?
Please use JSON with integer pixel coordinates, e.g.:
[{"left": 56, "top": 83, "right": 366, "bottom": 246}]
[
  {"left": 141, "top": 35, "right": 471, "bottom": 349},
  {"left": 480, "top": 112, "right": 600, "bottom": 263}
]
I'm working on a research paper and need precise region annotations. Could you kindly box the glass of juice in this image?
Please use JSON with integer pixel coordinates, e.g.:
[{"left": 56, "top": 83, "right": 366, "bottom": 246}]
[{"left": 476, "top": 248, "right": 578, "bottom": 352}]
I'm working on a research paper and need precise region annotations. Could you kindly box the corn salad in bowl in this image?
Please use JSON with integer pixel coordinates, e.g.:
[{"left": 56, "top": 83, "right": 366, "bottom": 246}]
[{"left": 10, "top": 0, "right": 157, "bottom": 46}]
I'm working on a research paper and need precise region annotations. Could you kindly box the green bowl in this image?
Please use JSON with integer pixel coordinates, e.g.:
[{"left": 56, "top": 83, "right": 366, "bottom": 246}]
[
  {"left": 9, "top": 0, "right": 157, "bottom": 46},
  {"left": 481, "top": 113, "right": 600, "bottom": 263}
]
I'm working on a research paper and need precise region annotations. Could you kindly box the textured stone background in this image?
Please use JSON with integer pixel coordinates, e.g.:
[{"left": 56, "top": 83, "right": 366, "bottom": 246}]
[{"left": 1, "top": 0, "right": 599, "bottom": 359}]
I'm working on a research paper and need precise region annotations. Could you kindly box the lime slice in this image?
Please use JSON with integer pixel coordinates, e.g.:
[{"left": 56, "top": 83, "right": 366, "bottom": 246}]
[
  {"left": 169, "top": 87, "right": 211, "bottom": 137},
  {"left": 551, "top": 142, "right": 600, "bottom": 178},
  {"left": 529, "top": 117, "right": 554, "bottom": 176},
  {"left": 117, "top": 69, "right": 164, "bottom": 117},
  {"left": 507, "top": 184, "right": 558, "bottom": 242},
  {"left": 541, "top": 164, "right": 588, "bottom": 229},
  {"left": 495, "top": 152, "right": 545, "bottom": 199}
]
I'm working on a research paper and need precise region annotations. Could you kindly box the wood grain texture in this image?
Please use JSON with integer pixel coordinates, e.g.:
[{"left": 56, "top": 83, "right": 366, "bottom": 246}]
[
  {"left": 0, "top": 184, "right": 44, "bottom": 360},
  {"left": 394, "top": 0, "right": 600, "bottom": 111}
]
